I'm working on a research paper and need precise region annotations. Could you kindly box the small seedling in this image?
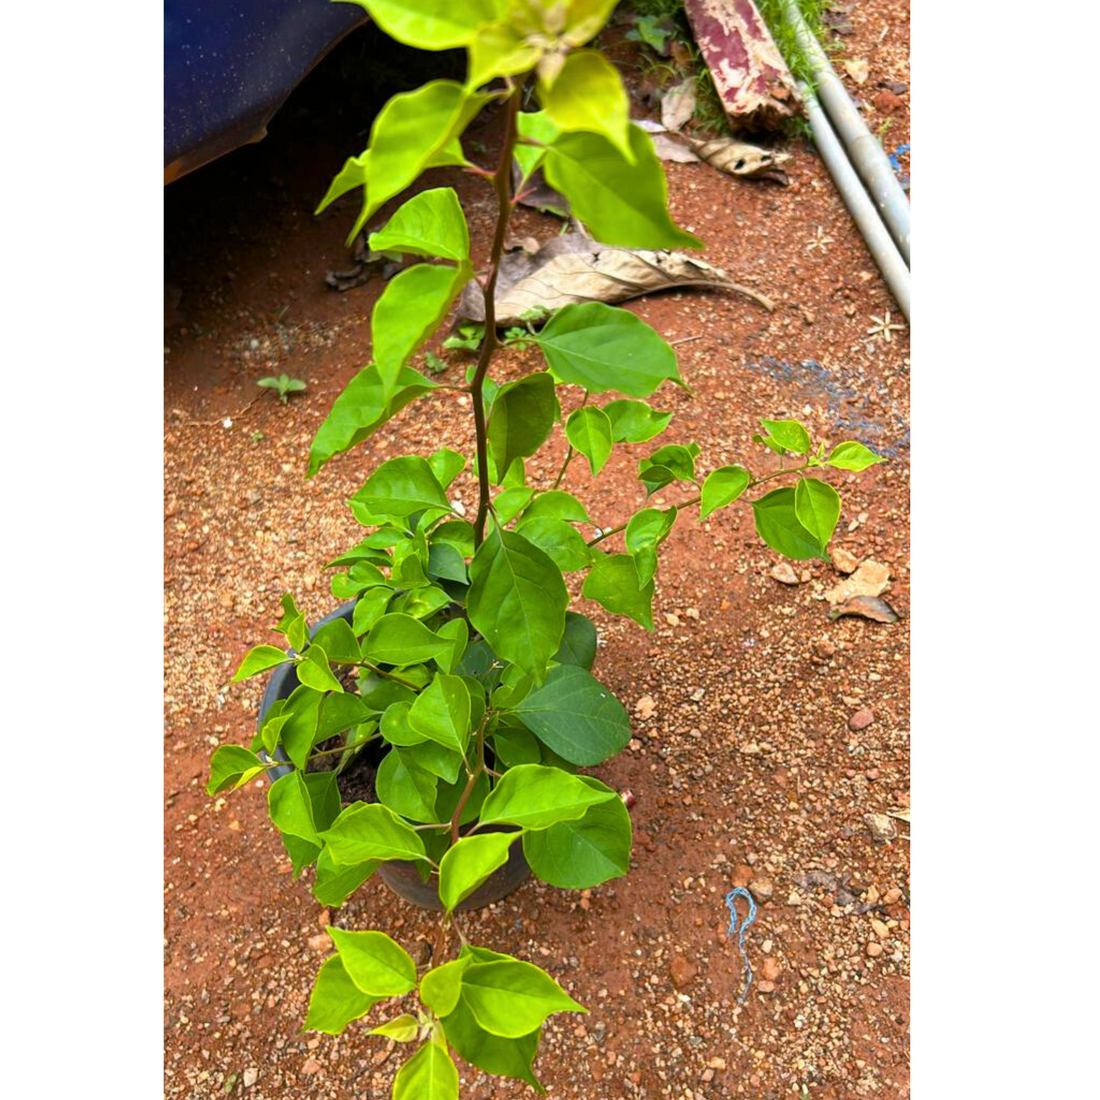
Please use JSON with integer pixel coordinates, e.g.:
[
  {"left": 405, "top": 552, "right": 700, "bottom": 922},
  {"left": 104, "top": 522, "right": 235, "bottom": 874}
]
[
  {"left": 423, "top": 351, "right": 448, "bottom": 375},
  {"left": 257, "top": 373, "right": 307, "bottom": 404},
  {"left": 250, "top": 430, "right": 265, "bottom": 443},
  {"left": 442, "top": 323, "right": 484, "bottom": 352},
  {"left": 626, "top": 13, "right": 674, "bottom": 53}
]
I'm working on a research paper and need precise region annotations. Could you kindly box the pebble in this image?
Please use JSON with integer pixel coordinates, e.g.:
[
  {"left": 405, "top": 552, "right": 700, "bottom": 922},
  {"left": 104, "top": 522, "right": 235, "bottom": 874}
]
[
  {"left": 849, "top": 708, "right": 875, "bottom": 731},
  {"left": 863, "top": 813, "right": 898, "bottom": 843},
  {"left": 870, "top": 918, "right": 890, "bottom": 939},
  {"left": 770, "top": 562, "right": 799, "bottom": 585},
  {"left": 761, "top": 957, "right": 781, "bottom": 981},
  {"left": 883, "top": 887, "right": 903, "bottom": 904},
  {"left": 301, "top": 1057, "right": 323, "bottom": 1075},
  {"left": 669, "top": 954, "right": 698, "bottom": 989},
  {"left": 831, "top": 546, "right": 859, "bottom": 574},
  {"left": 243, "top": 1068, "right": 258, "bottom": 1087},
  {"left": 756, "top": 980, "right": 776, "bottom": 993},
  {"left": 866, "top": 941, "right": 883, "bottom": 958},
  {"left": 731, "top": 864, "right": 754, "bottom": 887},
  {"left": 748, "top": 877, "right": 774, "bottom": 903},
  {"left": 634, "top": 695, "right": 657, "bottom": 720}
]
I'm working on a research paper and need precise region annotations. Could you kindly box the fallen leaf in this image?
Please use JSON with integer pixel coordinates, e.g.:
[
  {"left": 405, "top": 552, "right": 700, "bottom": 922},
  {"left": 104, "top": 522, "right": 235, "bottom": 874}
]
[
  {"left": 455, "top": 230, "right": 773, "bottom": 324},
  {"left": 649, "top": 132, "right": 703, "bottom": 162},
  {"left": 686, "top": 136, "right": 790, "bottom": 183},
  {"left": 824, "top": 560, "right": 890, "bottom": 606},
  {"left": 661, "top": 77, "right": 697, "bottom": 133},
  {"left": 887, "top": 808, "right": 911, "bottom": 823},
  {"left": 842, "top": 58, "right": 870, "bottom": 84},
  {"left": 828, "top": 595, "right": 900, "bottom": 623}
]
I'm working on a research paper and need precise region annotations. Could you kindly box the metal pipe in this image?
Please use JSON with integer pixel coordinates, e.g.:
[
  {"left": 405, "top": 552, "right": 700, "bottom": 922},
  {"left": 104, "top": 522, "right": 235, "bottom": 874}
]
[
  {"left": 782, "top": 0, "right": 910, "bottom": 265},
  {"left": 799, "top": 83, "right": 910, "bottom": 321}
]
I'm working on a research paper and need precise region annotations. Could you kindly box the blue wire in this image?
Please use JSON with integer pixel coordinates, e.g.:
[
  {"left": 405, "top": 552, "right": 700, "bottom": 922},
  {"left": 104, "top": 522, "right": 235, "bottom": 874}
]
[
  {"left": 888, "top": 143, "right": 911, "bottom": 174},
  {"left": 724, "top": 887, "right": 758, "bottom": 1003}
]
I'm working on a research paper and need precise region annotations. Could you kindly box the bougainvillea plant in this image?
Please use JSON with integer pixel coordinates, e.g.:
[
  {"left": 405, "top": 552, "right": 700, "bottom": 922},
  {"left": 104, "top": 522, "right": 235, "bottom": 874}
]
[{"left": 207, "top": 2, "right": 883, "bottom": 1096}]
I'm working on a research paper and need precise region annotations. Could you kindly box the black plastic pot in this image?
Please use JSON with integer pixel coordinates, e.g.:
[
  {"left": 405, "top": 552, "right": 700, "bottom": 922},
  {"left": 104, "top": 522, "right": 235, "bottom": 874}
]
[{"left": 258, "top": 600, "right": 530, "bottom": 911}]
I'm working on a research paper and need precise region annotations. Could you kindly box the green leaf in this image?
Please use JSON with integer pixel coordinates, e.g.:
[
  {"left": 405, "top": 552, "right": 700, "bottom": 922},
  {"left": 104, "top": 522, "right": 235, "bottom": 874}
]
[
  {"left": 700, "top": 464, "right": 750, "bottom": 520},
  {"left": 353, "top": 587, "right": 394, "bottom": 636},
  {"left": 467, "top": 529, "right": 568, "bottom": 684},
  {"left": 310, "top": 619, "right": 362, "bottom": 666},
  {"left": 429, "top": 447, "right": 467, "bottom": 489},
  {"left": 268, "top": 772, "right": 322, "bottom": 847},
  {"left": 440, "top": 998, "right": 542, "bottom": 1090},
  {"left": 487, "top": 373, "right": 557, "bottom": 485},
  {"left": 392, "top": 1039, "right": 459, "bottom": 1100},
  {"left": 232, "top": 644, "right": 289, "bottom": 682},
  {"left": 376, "top": 748, "right": 439, "bottom": 822},
  {"left": 363, "top": 614, "right": 453, "bottom": 668},
  {"left": 794, "top": 477, "right": 841, "bottom": 551},
  {"left": 539, "top": 50, "right": 631, "bottom": 159},
  {"left": 553, "top": 610, "right": 597, "bottom": 669},
  {"left": 468, "top": 22, "right": 541, "bottom": 89},
  {"left": 373, "top": 262, "right": 471, "bottom": 395},
  {"left": 319, "top": 802, "right": 428, "bottom": 865},
  {"left": 603, "top": 398, "right": 673, "bottom": 443},
  {"left": 432, "top": 519, "right": 476, "bottom": 558},
  {"left": 760, "top": 418, "right": 811, "bottom": 455},
  {"left": 514, "top": 109, "right": 561, "bottom": 180},
  {"left": 492, "top": 486, "right": 535, "bottom": 525},
  {"left": 751, "top": 487, "right": 827, "bottom": 561},
  {"left": 370, "top": 1014, "right": 420, "bottom": 1042},
  {"left": 511, "top": 665, "right": 631, "bottom": 765},
  {"left": 380, "top": 701, "right": 423, "bottom": 747},
  {"left": 523, "top": 775, "right": 631, "bottom": 888},
  {"left": 368, "top": 187, "right": 469, "bottom": 261},
  {"left": 304, "top": 955, "right": 381, "bottom": 1035},
  {"left": 513, "top": 516, "right": 592, "bottom": 572},
  {"left": 438, "top": 832, "right": 518, "bottom": 912},
  {"left": 565, "top": 406, "right": 613, "bottom": 475},
  {"left": 421, "top": 958, "right": 471, "bottom": 1017},
  {"left": 279, "top": 685, "right": 324, "bottom": 770},
  {"left": 307, "top": 365, "right": 437, "bottom": 478},
  {"left": 354, "top": 456, "right": 451, "bottom": 518},
  {"left": 624, "top": 506, "right": 676, "bottom": 586},
  {"left": 315, "top": 691, "right": 374, "bottom": 743},
  {"left": 826, "top": 440, "right": 884, "bottom": 471},
  {"left": 434, "top": 617, "right": 469, "bottom": 674},
  {"left": 479, "top": 763, "right": 616, "bottom": 830},
  {"left": 345, "top": 0, "right": 502, "bottom": 50},
  {"left": 408, "top": 673, "right": 471, "bottom": 754},
  {"left": 402, "top": 740, "right": 464, "bottom": 785},
  {"left": 583, "top": 553, "right": 655, "bottom": 630},
  {"left": 544, "top": 126, "right": 700, "bottom": 249},
  {"left": 460, "top": 959, "right": 585, "bottom": 1037},
  {"left": 563, "top": 0, "right": 619, "bottom": 46},
  {"left": 313, "top": 846, "right": 378, "bottom": 907},
  {"left": 490, "top": 721, "right": 541, "bottom": 767},
  {"left": 328, "top": 928, "right": 417, "bottom": 996},
  {"left": 206, "top": 745, "right": 266, "bottom": 795},
  {"left": 296, "top": 645, "right": 345, "bottom": 693},
  {"left": 521, "top": 489, "right": 590, "bottom": 524},
  {"left": 536, "top": 303, "right": 679, "bottom": 397}
]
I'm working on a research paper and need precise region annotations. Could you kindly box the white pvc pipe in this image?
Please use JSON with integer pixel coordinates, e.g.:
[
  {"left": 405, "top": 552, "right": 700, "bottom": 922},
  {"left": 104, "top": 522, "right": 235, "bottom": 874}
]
[
  {"left": 782, "top": 0, "right": 910, "bottom": 265},
  {"left": 800, "top": 83, "right": 910, "bottom": 321}
]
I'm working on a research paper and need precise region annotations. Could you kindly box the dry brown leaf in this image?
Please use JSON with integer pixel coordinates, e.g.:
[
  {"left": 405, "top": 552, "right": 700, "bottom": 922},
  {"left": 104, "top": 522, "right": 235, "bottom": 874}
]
[
  {"left": 842, "top": 58, "right": 870, "bottom": 84},
  {"left": 661, "top": 78, "right": 697, "bottom": 133},
  {"left": 650, "top": 131, "right": 702, "bottom": 163},
  {"left": 824, "top": 560, "right": 890, "bottom": 606},
  {"left": 455, "top": 231, "right": 774, "bottom": 325},
  {"left": 685, "top": 136, "right": 790, "bottom": 183},
  {"left": 828, "top": 595, "right": 900, "bottom": 624}
]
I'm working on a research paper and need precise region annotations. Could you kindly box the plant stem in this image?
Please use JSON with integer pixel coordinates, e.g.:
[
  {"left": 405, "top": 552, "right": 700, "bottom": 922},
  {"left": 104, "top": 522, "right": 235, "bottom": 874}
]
[
  {"left": 450, "top": 714, "right": 488, "bottom": 844},
  {"left": 344, "top": 661, "right": 422, "bottom": 691},
  {"left": 470, "top": 84, "right": 523, "bottom": 549}
]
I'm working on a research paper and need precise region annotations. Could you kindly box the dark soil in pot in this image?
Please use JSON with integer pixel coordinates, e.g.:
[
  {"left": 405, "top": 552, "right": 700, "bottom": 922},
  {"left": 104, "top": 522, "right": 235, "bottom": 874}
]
[{"left": 258, "top": 600, "right": 530, "bottom": 912}]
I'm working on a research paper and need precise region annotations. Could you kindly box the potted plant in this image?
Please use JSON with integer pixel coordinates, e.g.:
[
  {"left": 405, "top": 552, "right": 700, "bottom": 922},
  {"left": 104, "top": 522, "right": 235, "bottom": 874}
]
[{"left": 207, "top": 2, "right": 883, "bottom": 1095}]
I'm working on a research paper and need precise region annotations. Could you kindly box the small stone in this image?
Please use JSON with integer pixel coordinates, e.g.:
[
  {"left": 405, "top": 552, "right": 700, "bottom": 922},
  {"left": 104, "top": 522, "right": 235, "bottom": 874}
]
[
  {"left": 849, "top": 708, "right": 874, "bottom": 731},
  {"left": 301, "top": 1057, "right": 323, "bottom": 1075},
  {"left": 318, "top": 908, "right": 331, "bottom": 928},
  {"left": 756, "top": 980, "right": 776, "bottom": 993},
  {"left": 307, "top": 932, "right": 331, "bottom": 952},
  {"left": 883, "top": 887, "right": 903, "bottom": 904},
  {"left": 770, "top": 562, "right": 799, "bottom": 585},
  {"left": 866, "top": 941, "right": 883, "bottom": 958},
  {"left": 870, "top": 918, "right": 890, "bottom": 939},
  {"left": 701, "top": 1068, "right": 715, "bottom": 1083},
  {"left": 873, "top": 89, "right": 906, "bottom": 113},
  {"left": 825, "top": 560, "right": 890, "bottom": 605},
  {"left": 831, "top": 546, "right": 859, "bottom": 574},
  {"left": 707, "top": 1057, "right": 727, "bottom": 1071},
  {"left": 761, "top": 957, "right": 781, "bottom": 981},
  {"left": 731, "top": 864, "right": 754, "bottom": 887},
  {"left": 787, "top": 889, "right": 802, "bottom": 906},
  {"left": 863, "top": 813, "right": 898, "bottom": 843},
  {"left": 635, "top": 695, "right": 657, "bottom": 720},
  {"left": 665, "top": 612, "right": 681, "bottom": 626},
  {"left": 243, "top": 1068, "right": 258, "bottom": 1088},
  {"left": 748, "top": 877, "right": 774, "bottom": 903},
  {"left": 669, "top": 954, "right": 698, "bottom": 989}
]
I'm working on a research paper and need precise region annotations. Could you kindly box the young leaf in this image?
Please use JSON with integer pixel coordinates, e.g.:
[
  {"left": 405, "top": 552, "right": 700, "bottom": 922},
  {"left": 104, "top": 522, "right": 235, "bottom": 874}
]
[
  {"left": 353, "top": 587, "right": 394, "bottom": 636},
  {"left": 536, "top": 303, "right": 679, "bottom": 397},
  {"left": 826, "top": 440, "right": 884, "bottom": 471},
  {"left": 304, "top": 955, "right": 382, "bottom": 1035},
  {"left": 392, "top": 1039, "right": 460, "bottom": 1100},
  {"left": 699, "top": 465, "right": 751, "bottom": 520},
  {"left": 408, "top": 673, "right": 472, "bottom": 754},
  {"left": 583, "top": 552, "right": 655, "bottom": 630},
  {"left": 760, "top": 418, "right": 811, "bottom": 455},
  {"left": 467, "top": 529, "right": 568, "bottom": 684},
  {"left": 794, "top": 477, "right": 841, "bottom": 551},
  {"left": 328, "top": 928, "right": 418, "bottom": 997},
  {"left": 368, "top": 187, "right": 470, "bottom": 261},
  {"left": 438, "top": 832, "right": 519, "bottom": 912},
  {"left": 565, "top": 406, "right": 613, "bottom": 475},
  {"left": 539, "top": 50, "right": 631, "bottom": 159},
  {"left": 460, "top": 959, "right": 586, "bottom": 1038},
  {"left": 312, "top": 846, "right": 379, "bottom": 907},
  {"left": 751, "top": 487, "right": 827, "bottom": 561},
  {"left": 510, "top": 665, "right": 631, "bottom": 765},
  {"left": 624, "top": 506, "right": 676, "bottom": 586},
  {"left": 440, "top": 998, "right": 542, "bottom": 1090},
  {"left": 521, "top": 489, "right": 591, "bottom": 524},
  {"left": 523, "top": 775, "right": 632, "bottom": 888},
  {"left": 232, "top": 644, "right": 289, "bottom": 682},
  {"left": 296, "top": 645, "right": 344, "bottom": 694},
  {"left": 421, "top": 957, "right": 472, "bottom": 1017},
  {"left": 345, "top": 0, "right": 500, "bottom": 50},
  {"left": 319, "top": 802, "right": 428, "bottom": 865},
  {"left": 487, "top": 372, "right": 557, "bottom": 484},
  {"left": 514, "top": 109, "right": 562, "bottom": 180},
  {"left": 479, "top": 763, "right": 617, "bottom": 830},
  {"left": 206, "top": 745, "right": 267, "bottom": 795},
  {"left": 513, "top": 516, "right": 592, "bottom": 572},
  {"left": 429, "top": 447, "right": 467, "bottom": 489},
  {"left": 354, "top": 457, "right": 451, "bottom": 518},
  {"left": 492, "top": 486, "right": 535, "bottom": 525},
  {"left": 468, "top": 23, "right": 541, "bottom": 89},
  {"left": 562, "top": 0, "right": 619, "bottom": 46},
  {"left": 603, "top": 398, "right": 673, "bottom": 443},
  {"left": 370, "top": 1014, "right": 420, "bottom": 1042},
  {"left": 544, "top": 126, "right": 701, "bottom": 249},
  {"left": 373, "top": 263, "right": 471, "bottom": 396},
  {"left": 307, "top": 365, "right": 437, "bottom": 478},
  {"left": 376, "top": 748, "right": 439, "bottom": 822}
]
